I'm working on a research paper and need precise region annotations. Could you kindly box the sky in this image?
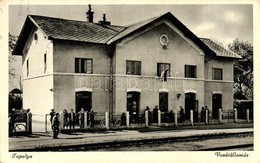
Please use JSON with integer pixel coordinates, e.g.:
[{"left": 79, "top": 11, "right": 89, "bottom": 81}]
[{"left": 9, "top": 4, "right": 253, "bottom": 47}]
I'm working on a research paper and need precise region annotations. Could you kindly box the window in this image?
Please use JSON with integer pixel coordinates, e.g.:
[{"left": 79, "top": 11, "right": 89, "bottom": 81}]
[
  {"left": 75, "top": 58, "right": 93, "bottom": 74},
  {"left": 126, "top": 60, "right": 141, "bottom": 75},
  {"left": 185, "top": 65, "right": 196, "bottom": 78},
  {"left": 44, "top": 53, "right": 47, "bottom": 73},
  {"left": 34, "top": 33, "right": 38, "bottom": 42},
  {"left": 157, "top": 63, "right": 170, "bottom": 77},
  {"left": 26, "top": 59, "right": 29, "bottom": 76},
  {"left": 212, "top": 68, "right": 223, "bottom": 80}
]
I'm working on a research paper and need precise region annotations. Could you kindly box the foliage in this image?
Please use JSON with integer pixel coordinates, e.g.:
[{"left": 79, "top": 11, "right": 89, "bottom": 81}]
[
  {"left": 228, "top": 39, "right": 253, "bottom": 100},
  {"left": 9, "top": 33, "right": 18, "bottom": 79}
]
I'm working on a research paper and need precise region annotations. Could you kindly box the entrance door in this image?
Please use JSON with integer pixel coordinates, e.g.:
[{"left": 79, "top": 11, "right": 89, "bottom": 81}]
[
  {"left": 127, "top": 92, "right": 140, "bottom": 115},
  {"left": 185, "top": 93, "right": 196, "bottom": 119},
  {"left": 75, "top": 91, "right": 92, "bottom": 113},
  {"left": 212, "top": 94, "right": 222, "bottom": 119},
  {"left": 159, "top": 92, "right": 168, "bottom": 112}
]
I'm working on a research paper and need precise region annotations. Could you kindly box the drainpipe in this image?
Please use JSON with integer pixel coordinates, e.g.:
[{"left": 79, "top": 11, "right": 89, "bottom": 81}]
[{"left": 105, "top": 44, "right": 115, "bottom": 116}]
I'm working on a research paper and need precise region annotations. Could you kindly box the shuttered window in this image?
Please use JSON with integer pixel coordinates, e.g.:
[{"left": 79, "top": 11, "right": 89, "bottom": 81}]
[
  {"left": 213, "top": 68, "right": 223, "bottom": 80},
  {"left": 185, "top": 65, "right": 196, "bottom": 78},
  {"left": 75, "top": 58, "right": 93, "bottom": 74},
  {"left": 126, "top": 60, "right": 141, "bottom": 75}
]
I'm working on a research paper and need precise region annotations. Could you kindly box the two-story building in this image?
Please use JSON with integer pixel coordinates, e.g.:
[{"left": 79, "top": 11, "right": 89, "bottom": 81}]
[{"left": 13, "top": 6, "right": 241, "bottom": 121}]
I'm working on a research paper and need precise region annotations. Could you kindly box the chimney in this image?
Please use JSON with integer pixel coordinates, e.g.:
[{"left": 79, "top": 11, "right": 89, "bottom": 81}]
[
  {"left": 98, "top": 14, "right": 111, "bottom": 25},
  {"left": 86, "top": 5, "right": 94, "bottom": 22}
]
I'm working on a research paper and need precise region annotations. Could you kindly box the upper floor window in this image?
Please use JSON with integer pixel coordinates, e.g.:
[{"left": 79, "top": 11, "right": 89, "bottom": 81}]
[
  {"left": 212, "top": 68, "right": 223, "bottom": 80},
  {"left": 75, "top": 58, "right": 93, "bottom": 74},
  {"left": 26, "top": 59, "right": 29, "bottom": 77},
  {"left": 126, "top": 60, "right": 141, "bottom": 75},
  {"left": 44, "top": 53, "right": 47, "bottom": 73},
  {"left": 185, "top": 65, "right": 196, "bottom": 78},
  {"left": 157, "top": 63, "right": 171, "bottom": 77}
]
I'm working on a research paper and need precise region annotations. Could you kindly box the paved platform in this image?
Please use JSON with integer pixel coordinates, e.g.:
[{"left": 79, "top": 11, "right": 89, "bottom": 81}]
[{"left": 9, "top": 122, "right": 253, "bottom": 151}]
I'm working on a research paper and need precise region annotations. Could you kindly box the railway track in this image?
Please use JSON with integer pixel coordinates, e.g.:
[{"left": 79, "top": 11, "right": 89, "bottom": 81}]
[{"left": 10, "top": 131, "right": 253, "bottom": 151}]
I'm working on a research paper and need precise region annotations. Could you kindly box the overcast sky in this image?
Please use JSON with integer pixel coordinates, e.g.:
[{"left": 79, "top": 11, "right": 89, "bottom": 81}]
[{"left": 9, "top": 4, "right": 253, "bottom": 47}]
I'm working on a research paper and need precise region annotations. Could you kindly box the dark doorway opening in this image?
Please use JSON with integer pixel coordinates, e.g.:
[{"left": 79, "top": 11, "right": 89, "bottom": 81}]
[
  {"left": 185, "top": 93, "right": 196, "bottom": 119},
  {"left": 75, "top": 91, "right": 92, "bottom": 113},
  {"left": 159, "top": 92, "right": 168, "bottom": 112},
  {"left": 212, "top": 94, "right": 222, "bottom": 119},
  {"left": 127, "top": 92, "right": 140, "bottom": 123}
]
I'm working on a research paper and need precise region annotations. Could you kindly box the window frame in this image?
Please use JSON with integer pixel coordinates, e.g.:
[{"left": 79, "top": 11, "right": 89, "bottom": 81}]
[
  {"left": 185, "top": 65, "right": 197, "bottom": 78},
  {"left": 212, "top": 68, "right": 223, "bottom": 80},
  {"left": 75, "top": 58, "right": 93, "bottom": 74},
  {"left": 126, "top": 60, "right": 141, "bottom": 75},
  {"left": 26, "top": 59, "right": 29, "bottom": 77},
  {"left": 44, "top": 53, "right": 47, "bottom": 73},
  {"left": 157, "top": 63, "right": 171, "bottom": 77}
]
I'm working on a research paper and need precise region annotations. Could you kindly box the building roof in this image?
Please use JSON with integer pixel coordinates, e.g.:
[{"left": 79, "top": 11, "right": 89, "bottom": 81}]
[
  {"left": 30, "top": 15, "right": 125, "bottom": 44},
  {"left": 200, "top": 38, "right": 242, "bottom": 59},
  {"left": 13, "top": 12, "right": 241, "bottom": 59}
]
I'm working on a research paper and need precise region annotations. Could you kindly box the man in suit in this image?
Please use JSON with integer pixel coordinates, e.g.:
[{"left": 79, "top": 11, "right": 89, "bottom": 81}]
[
  {"left": 52, "top": 113, "right": 60, "bottom": 138},
  {"left": 49, "top": 109, "right": 56, "bottom": 130},
  {"left": 69, "top": 109, "right": 76, "bottom": 129}
]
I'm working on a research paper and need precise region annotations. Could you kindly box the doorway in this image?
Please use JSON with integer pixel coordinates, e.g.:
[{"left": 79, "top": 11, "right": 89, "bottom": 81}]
[
  {"left": 185, "top": 93, "right": 196, "bottom": 119},
  {"left": 159, "top": 92, "right": 168, "bottom": 112},
  {"left": 127, "top": 92, "right": 140, "bottom": 115},
  {"left": 212, "top": 94, "right": 222, "bottom": 119},
  {"left": 75, "top": 91, "right": 92, "bottom": 113}
]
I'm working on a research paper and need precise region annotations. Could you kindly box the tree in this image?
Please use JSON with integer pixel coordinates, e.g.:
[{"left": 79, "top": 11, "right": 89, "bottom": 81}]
[
  {"left": 228, "top": 39, "right": 253, "bottom": 100},
  {"left": 9, "top": 33, "right": 18, "bottom": 81}
]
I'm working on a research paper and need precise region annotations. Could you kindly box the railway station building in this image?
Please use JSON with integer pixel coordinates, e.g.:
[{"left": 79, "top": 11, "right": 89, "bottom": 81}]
[{"left": 13, "top": 6, "right": 241, "bottom": 121}]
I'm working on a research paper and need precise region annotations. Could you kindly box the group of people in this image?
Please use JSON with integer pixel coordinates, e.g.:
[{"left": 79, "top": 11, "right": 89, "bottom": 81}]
[
  {"left": 179, "top": 106, "right": 210, "bottom": 123},
  {"left": 49, "top": 108, "right": 96, "bottom": 138},
  {"left": 144, "top": 106, "right": 175, "bottom": 123}
]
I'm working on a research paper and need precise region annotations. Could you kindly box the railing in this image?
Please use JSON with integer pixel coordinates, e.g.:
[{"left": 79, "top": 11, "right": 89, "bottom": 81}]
[{"left": 43, "top": 108, "right": 253, "bottom": 132}]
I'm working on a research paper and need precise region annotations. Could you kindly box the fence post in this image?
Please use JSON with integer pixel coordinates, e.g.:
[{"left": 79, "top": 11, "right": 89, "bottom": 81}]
[
  {"left": 247, "top": 109, "right": 250, "bottom": 123},
  {"left": 105, "top": 112, "right": 110, "bottom": 130},
  {"left": 174, "top": 110, "right": 178, "bottom": 126},
  {"left": 190, "top": 110, "right": 194, "bottom": 126},
  {"left": 145, "top": 110, "right": 149, "bottom": 127},
  {"left": 60, "top": 111, "right": 64, "bottom": 130},
  {"left": 218, "top": 109, "right": 222, "bottom": 124},
  {"left": 126, "top": 111, "right": 130, "bottom": 128},
  {"left": 84, "top": 111, "right": 88, "bottom": 129},
  {"left": 205, "top": 109, "right": 208, "bottom": 125},
  {"left": 234, "top": 108, "right": 237, "bottom": 123},
  {"left": 27, "top": 112, "right": 32, "bottom": 134},
  {"left": 158, "top": 110, "right": 161, "bottom": 126}
]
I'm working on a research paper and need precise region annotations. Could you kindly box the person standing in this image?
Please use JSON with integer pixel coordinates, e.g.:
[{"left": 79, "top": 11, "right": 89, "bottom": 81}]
[
  {"left": 52, "top": 113, "right": 60, "bottom": 138},
  {"left": 9, "top": 108, "right": 16, "bottom": 134},
  {"left": 168, "top": 110, "right": 174, "bottom": 123},
  {"left": 153, "top": 106, "right": 159, "bottom": 123},
  {"left": 78, "top": 108, "right": 85, "bottom": 129},
  {"left": 201, "top": 107, "right": 205, "bottom": 122},
  {"left": 69, "top": 109, "right": 76, "bottom": 129},
  {"left": 89, "top": 109, "right": 96, "bottom": 128},
  {"left": 180, "top": 106, "right": 185, "bottom": 123},
  {"left": 120, "top": 113, "right": 126, "bottom": 126},
  {"left": 63, "top": 109, "right": 69, "bottom": 129},
  {"left": 50, "top": 109, "right": 56, "bottom": 130},
  {"left": 144, "top": 106, "right": 151, "bottom": 125}
]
